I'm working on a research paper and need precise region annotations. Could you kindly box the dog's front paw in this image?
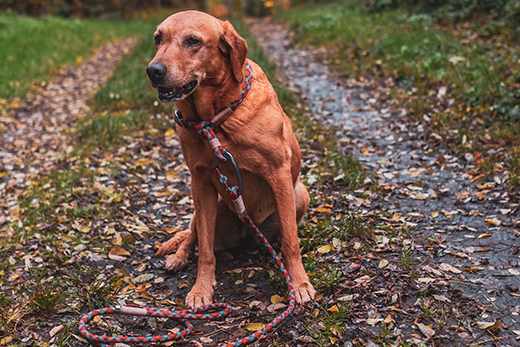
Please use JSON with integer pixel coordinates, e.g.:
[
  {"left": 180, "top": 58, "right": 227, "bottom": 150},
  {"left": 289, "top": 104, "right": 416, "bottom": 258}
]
[
  {"left": 164, "top": 254, "right": 189, "bottom": 272},
  {"left": 186, "top": 285, "right": 214, "bottom": 308},
  {"left": 156, "top": 230, "right": 191, "bottom": 257},
  {"left": 293, "top": 281, "right": 316, "bottom": 304}
]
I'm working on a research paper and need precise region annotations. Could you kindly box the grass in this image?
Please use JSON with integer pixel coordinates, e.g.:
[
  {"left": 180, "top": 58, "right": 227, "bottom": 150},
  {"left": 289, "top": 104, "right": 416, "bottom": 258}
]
[
  {"left": 92, "top": 33, "right": 171, "bottom": 113},
  {"left": 74, "top": 110, "right": 171, "bottom": 152},
  {"left": 0, "top": 11, "right": 174, "bottom": 101},
  {"left": 310, "top": 303, "right": 349, "bottom": 346},
  {"left": 278, "top": 2, "right": 520, "bottom": 187}
]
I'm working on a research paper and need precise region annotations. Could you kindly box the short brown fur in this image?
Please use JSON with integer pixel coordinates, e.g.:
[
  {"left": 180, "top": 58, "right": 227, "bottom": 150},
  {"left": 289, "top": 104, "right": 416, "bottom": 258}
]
[{"left": 149, "top": 11, "right": 316, "bottom": 308}]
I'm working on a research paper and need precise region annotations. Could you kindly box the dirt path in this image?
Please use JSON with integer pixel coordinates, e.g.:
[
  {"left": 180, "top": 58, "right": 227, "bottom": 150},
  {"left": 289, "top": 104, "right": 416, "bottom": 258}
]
[
  {"left": 248, "top": 18, "right": 520, "bottom": 345},
  {"left": 0, "top": 38, "right": 137, "bottom": 229}
]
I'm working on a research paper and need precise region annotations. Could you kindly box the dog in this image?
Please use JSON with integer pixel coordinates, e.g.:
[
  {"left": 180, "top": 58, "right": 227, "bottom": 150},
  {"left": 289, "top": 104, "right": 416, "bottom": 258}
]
[{"left": 147, "top": 10, "right": 316, "bottom": 308}]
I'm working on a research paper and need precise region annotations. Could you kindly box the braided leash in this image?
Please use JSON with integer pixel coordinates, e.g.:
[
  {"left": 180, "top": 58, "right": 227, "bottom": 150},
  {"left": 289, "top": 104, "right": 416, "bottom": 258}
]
[{"left": 79, "top": 60, "right": 297, "bottom": 346}]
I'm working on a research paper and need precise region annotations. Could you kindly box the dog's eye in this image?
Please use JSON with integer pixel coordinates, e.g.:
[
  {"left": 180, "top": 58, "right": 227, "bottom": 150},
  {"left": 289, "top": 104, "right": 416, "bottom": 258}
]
[
  {"left": 154, "top": 35, "right": 162, "bottom": 46},
  {"left": 186, "top": 37, "right": 201, "bottom": 47}
]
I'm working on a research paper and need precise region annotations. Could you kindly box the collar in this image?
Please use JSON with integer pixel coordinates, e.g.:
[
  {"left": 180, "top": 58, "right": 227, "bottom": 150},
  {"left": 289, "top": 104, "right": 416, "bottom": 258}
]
[{"left": 174, "top": 59, "right": 253, "bottom": 128}]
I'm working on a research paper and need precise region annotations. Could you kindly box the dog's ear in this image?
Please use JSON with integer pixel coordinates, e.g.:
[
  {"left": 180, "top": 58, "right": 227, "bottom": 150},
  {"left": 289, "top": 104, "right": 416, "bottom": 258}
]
[{"left": 219, "top": 21, "right": 248, "bottom": 83}]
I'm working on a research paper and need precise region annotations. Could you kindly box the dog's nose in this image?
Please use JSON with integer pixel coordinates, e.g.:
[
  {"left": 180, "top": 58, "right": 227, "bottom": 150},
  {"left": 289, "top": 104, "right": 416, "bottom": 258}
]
[{"left": 147, "top": 61, "right": 167, "bottom": 83}]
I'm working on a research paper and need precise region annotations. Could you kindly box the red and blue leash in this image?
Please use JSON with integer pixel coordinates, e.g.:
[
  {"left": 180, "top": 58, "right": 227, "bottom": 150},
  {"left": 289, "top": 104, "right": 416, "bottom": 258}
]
[{"left": 79, "top": 61, "right": 297, "bottom": 346}]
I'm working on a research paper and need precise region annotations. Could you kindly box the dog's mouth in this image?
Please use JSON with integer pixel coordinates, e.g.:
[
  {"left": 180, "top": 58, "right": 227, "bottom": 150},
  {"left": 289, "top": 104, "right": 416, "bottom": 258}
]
[{"left": 157, "top": 81, "right": 198, "bottom": 103}]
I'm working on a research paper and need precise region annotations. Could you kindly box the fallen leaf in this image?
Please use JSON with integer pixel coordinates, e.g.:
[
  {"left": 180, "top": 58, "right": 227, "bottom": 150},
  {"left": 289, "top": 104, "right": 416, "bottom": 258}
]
[
  {"left": 133, "top": 274, "right": 154, "bottom": 284},
  {"left": 454, "top": 198, "right": 464, "bottom": 206},
  {"left": 249, "top": 300, "right": 262, "bottom": 308},
  {"left": 317, "top": 244, "right": 333, "bottom": 254},
  {"left": 327, "top": 305, "right": 339, "bottom": 312},
  {"left": 433, "top": 294, "right": 451, "bottom": 302},
  {"left": 270, "top": 294, "right": 283, "bottom": 304},
  {"left": 439, "top": 263, "right": 462, "bottom": 274},
  {"left": 49, "top": 324, "right": 64, "bottom": 337},
  {"left": 165, "top": 227, "right": 182, "bottom": 234},
  {"left": 200, "top": 337, "right": 213, "bottom": 343},
  {"left": 416, "top": 277, "right": 436, "bottom": 284},
  {"left": 378, "top": 259, "right": 388, "bottom": 268},
  {"left": 366, "top": 318, "right": 383, "bottom": 326},
  {"left": 477, "top": 182, "right": 495, "bottom": 190},
  {"left": 108, "top": 247, "right": 130, "bottom": 260},
  {"left": 0, "top": 337, "right": 13, "bottom": 345},
  {"left": 476, "top": 320, "right": 501, "bottom": 330},
  {"left": 464, "top": 267, "right": 485, "bottom": 272},
  {"left": 484, "top": 217, "right": 501, "bottom": 226},
  {"left": 508, "top": 269, "right": 520, "bottom": 276},
  {"left": 316, "top": 206, "right": 332, "bottom": 214},
  {"left": 384, "top": 314, "right": 395, "bottom": 324},
  {"left": 135, "top": 158, "right": 156, "bottom": 167},
  {"left": 246, "top": 323, "right": 265, "bottom": 331},
  {"left": 411, "top": 193, "right": 429, "bottom": 200},
  {"left": 267, "top": 303, "right": 287, "bottom": 312},
  {"left": 416, "top": 322, "right": 435, "bottom": 339},
  {"left": 405, "top": 212, "right": 423, "bottom": 218},
  {"left": 354, "top": 275, "right": 373, "bottom": 283}
]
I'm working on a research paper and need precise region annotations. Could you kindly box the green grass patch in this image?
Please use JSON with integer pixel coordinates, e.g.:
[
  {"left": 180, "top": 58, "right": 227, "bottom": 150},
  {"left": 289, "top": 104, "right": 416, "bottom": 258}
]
[
  {"left": 74, "top": 110, "right": 170, "bottom": 152},
  {"left": 279, "top": 2, "right": 520, "bottom": 186},
  {"left": 92, "top": 34, "right": 169, "bottom": 112}
]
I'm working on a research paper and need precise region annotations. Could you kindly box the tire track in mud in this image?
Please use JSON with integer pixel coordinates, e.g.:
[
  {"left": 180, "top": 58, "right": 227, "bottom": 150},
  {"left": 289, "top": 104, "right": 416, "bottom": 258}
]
[{"left": 0, "top": 38, "right": 138, "bottom": 229}]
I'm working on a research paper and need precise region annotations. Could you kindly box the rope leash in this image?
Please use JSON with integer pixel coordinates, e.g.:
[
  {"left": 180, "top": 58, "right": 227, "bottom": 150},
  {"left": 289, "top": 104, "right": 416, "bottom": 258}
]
[{"left": 79, "top": 61, "right": 297, "bottom": 346}]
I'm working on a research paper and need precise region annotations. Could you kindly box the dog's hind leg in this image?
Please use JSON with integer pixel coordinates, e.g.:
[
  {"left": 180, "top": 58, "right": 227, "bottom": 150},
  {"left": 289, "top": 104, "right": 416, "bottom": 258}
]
[
  {"left": 246, "top": 178, "right": 310, "bottom": 246},
  {"left": 295, "top": 178, "right": 310, "bottom": 225}
]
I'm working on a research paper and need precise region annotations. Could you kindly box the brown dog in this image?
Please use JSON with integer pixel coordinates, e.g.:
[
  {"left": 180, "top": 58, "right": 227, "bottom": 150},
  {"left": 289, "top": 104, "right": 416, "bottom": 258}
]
[{"left": 147, "top": 10, "right": 316, "bottom": 308}]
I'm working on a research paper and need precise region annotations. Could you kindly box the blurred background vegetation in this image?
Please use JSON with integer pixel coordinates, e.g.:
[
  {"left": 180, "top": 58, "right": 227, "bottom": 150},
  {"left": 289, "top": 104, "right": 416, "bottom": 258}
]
[{"left": 0, "top": 0, "right": 519, "bottom": 24}]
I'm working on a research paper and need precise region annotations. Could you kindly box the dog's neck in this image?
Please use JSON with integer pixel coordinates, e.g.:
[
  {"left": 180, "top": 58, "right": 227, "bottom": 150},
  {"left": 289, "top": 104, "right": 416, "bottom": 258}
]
[{"left": 175, "top": 62, "right": 246, "bottom": 123}]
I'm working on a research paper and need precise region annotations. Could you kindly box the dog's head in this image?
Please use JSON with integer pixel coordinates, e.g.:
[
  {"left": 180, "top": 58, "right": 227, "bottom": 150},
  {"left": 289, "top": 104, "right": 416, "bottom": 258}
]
[{"left": 146, "top": 11, "right": 248, "bottom": 103}]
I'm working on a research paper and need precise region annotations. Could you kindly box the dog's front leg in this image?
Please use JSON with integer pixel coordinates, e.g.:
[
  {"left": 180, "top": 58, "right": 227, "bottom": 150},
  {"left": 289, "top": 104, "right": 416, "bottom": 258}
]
[
  {"left": 269, "top": 166, "right": 316, "bottom": 304},
  {"left": 185, "top": 177, "right": 218, "bottom": 308}
]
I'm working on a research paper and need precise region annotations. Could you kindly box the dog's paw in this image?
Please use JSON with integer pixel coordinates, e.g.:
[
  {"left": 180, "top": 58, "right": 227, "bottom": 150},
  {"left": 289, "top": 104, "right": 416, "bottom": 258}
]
[
  {"left": 164, "top": 254, "right": 189, "bottom": 272},
  {"left": 293, "top": 281, "right": 316, "bottom": 304},
  {"left": 186, "top": 286, "right": 214, "bottom": 308},
  {"left": 156, "top": 230, "right": 190, "bottom": 257}
]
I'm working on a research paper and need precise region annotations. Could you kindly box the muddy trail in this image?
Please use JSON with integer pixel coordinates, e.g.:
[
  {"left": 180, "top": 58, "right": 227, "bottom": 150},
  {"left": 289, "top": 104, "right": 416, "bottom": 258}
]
[
  {"left": 248, "top": 18, "right": 520, "bottom": 346},
  {"left": 0, "top": 38, "right": 137, "bottom": 229}
]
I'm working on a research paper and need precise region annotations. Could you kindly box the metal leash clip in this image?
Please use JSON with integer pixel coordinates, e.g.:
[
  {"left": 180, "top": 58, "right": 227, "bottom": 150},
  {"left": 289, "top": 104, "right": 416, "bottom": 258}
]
[
  {"left": 213, "top": 149, "right": 244, "bottom": 197},
  {"left": 173, "top": 109, "right": 186, "bottom": 128}
]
